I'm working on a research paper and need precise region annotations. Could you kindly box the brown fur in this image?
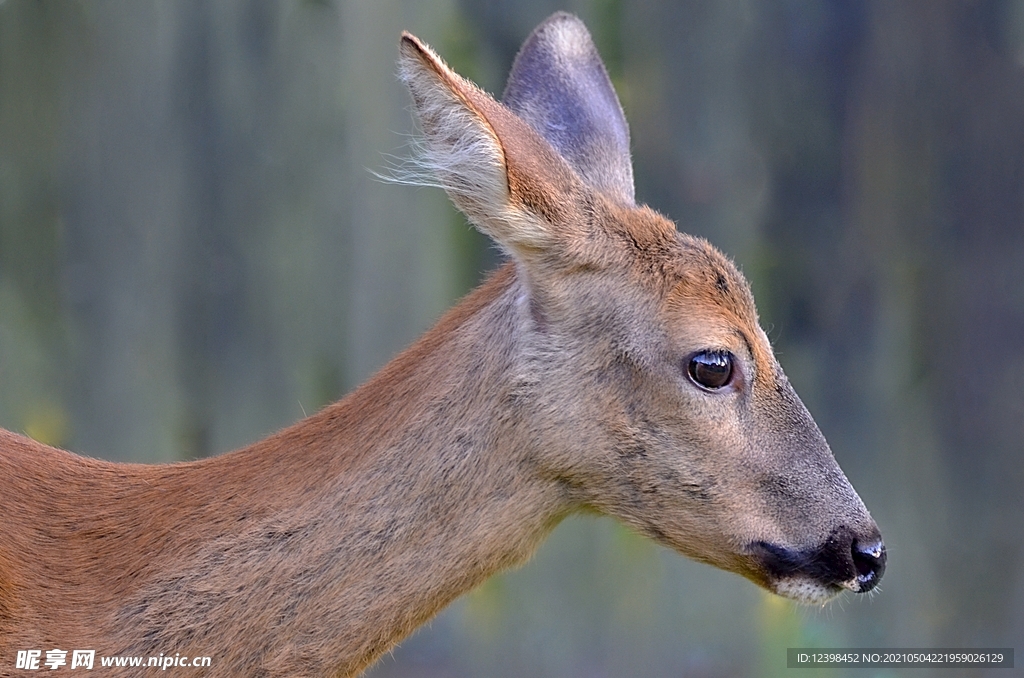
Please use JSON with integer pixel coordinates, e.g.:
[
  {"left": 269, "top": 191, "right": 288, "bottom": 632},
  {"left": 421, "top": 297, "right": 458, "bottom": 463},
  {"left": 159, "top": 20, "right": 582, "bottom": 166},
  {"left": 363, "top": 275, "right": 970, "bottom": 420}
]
[{"left": 0, "top": 16, "right": 881, "bottom": 677}]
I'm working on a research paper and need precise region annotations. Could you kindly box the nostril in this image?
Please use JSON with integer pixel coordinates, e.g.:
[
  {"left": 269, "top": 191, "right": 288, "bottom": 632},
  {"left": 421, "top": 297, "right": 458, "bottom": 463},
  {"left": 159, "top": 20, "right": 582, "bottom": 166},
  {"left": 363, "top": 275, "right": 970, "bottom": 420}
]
[{"left": 851, "top": 539, "right": 886, "bottom": 592}]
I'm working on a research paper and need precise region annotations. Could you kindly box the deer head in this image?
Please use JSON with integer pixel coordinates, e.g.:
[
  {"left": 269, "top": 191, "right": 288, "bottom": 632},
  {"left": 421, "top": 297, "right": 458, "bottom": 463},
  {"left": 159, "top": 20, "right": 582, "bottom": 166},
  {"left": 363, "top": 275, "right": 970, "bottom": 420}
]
[{"left": 397, "top": 12, "right": 884, "bottom": 605}]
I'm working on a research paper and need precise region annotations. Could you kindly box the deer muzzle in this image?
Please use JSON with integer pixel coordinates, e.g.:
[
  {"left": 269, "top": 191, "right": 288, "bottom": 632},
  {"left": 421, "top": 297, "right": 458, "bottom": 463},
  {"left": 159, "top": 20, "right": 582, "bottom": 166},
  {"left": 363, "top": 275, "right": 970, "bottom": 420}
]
[{"left": 748, "top": 525, "right": 886, "bottom": 604}]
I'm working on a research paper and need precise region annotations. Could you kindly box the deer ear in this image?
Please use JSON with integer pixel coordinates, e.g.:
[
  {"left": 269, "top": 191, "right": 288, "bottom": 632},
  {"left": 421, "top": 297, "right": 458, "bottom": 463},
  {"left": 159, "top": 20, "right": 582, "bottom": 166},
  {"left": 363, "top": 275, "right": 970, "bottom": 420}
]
[
  {"left": 502, "top": 12, "right": 634, "bottom": 206},
  {"left": 399, "top": 33, "right": 584, "bottom": 257}
]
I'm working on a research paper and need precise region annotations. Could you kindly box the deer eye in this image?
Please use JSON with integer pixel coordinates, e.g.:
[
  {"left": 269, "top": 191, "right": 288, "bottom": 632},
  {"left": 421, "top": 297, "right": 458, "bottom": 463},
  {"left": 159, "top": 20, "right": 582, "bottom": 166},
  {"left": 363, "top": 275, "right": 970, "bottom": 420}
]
[{"left": 687, "top": 351, "right": 734, "bottom": 390}]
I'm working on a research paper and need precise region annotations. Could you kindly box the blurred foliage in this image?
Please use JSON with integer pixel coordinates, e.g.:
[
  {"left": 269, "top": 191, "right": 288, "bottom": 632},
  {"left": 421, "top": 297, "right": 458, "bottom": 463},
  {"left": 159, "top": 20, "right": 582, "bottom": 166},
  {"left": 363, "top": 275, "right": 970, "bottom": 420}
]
[{"left": 1, "top": 0, "right": 1023, "bottom": 676}]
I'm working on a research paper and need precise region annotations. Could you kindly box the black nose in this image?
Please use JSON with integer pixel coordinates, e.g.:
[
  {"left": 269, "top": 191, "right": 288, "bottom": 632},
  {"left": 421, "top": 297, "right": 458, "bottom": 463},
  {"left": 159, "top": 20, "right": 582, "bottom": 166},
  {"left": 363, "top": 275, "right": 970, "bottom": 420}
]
[
  {"left": 852, "top": 538, "right": 886, "bottom": 593},
  {"left": 751, "top": 527, "right": 886, "bottom": 593}
]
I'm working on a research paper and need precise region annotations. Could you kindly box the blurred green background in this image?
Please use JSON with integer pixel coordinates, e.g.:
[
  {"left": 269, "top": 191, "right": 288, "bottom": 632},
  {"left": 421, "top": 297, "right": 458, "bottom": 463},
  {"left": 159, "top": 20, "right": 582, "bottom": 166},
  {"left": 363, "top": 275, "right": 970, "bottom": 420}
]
[{"left": 1, "top": 0, "right": 1022, "bottom": 676}]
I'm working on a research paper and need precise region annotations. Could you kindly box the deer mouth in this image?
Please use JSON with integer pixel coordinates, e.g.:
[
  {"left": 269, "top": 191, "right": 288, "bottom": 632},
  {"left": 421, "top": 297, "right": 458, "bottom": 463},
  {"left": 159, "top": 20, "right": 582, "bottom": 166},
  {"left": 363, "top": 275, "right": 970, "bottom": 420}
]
[{"left": 747, "top": 527, "right": 886, "bottom": 605}]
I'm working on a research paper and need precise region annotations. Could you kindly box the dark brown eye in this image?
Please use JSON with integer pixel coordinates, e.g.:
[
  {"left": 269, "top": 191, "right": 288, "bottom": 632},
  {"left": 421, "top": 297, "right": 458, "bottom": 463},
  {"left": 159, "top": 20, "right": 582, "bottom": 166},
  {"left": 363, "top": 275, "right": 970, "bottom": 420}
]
[{"left": 687, "top": 351, "right": 734, "bottom": 390}]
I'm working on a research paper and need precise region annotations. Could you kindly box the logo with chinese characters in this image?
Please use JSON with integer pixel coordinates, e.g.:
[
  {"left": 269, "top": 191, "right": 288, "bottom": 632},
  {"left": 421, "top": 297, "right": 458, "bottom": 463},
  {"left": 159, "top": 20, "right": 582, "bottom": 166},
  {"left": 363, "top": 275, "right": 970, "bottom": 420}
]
[{"left": 15, "top": 650, "right": 95, "bottom": 671}]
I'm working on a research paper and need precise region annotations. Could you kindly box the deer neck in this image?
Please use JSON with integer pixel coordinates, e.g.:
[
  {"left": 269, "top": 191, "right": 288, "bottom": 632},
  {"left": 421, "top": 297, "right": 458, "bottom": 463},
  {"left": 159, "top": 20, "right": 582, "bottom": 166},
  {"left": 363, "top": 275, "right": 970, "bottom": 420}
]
[{"left": 119, "top": 263, "right": 569, "bottom": 676}]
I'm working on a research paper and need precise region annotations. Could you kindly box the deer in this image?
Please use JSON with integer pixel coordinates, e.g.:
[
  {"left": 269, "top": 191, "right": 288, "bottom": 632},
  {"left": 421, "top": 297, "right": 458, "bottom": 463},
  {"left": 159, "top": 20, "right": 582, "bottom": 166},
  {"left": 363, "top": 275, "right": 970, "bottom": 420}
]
[{"left": 0, "top": 12, "right": 885, "bottom": 678}]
